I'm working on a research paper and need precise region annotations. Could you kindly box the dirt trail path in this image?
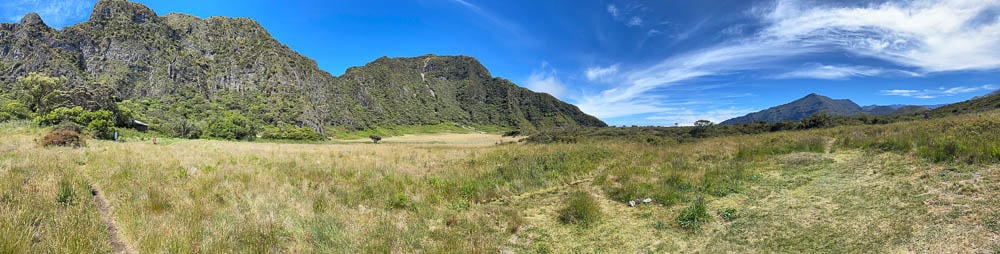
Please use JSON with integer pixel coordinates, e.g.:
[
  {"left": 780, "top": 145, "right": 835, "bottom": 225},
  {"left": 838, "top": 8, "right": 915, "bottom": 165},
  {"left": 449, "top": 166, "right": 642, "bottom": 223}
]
[
  {"left": 825, "top": 137, "right": 837, "bottom": 154},
  {"left": 80, "top": 164, "right": 137, "bottom": 254},
  {"left": 487, "top": 176, "right": 595, "bottom": 205}
]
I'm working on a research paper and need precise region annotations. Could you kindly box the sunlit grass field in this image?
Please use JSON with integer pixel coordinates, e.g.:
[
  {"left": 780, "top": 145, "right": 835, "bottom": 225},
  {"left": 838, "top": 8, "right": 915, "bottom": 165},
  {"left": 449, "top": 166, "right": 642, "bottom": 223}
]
[{"left": 2, "top": 111, "right": 999, "bottom": 252}]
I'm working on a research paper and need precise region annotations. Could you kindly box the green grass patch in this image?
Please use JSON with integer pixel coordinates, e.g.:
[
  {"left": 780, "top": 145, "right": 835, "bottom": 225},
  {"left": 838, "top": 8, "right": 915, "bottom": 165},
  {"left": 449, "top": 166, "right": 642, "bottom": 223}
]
[
  {"left": 677, "top": 197, "right": 711, "bottom": 230},
  {"left": 558, "top": 191, "right": 603, "bottom": 227}
]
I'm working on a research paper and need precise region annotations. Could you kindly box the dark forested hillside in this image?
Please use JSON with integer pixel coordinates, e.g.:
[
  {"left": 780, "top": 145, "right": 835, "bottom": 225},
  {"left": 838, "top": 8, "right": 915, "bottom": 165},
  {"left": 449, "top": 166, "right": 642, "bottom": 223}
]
[{"left": 0, "top": 0, "right": 604, "bottom": 139}]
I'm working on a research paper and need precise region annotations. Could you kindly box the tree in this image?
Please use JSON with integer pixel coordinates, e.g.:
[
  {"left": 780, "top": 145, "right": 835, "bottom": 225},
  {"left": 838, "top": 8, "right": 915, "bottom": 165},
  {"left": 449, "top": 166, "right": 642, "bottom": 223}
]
[
  {"left": 204, "top": 111, "right": 257, "bottom": 140},
  {"left": 17, "top": 72, "right": 68, "bottom": 115},
  {"left": 690, "top": 120, "right": 715, "bottom": 138},
  {"left": 694, "top": 120, "right": 714, "bottom": 127},
  {"left": 802, "top": 111, "right": 832, "bottom": 129}
]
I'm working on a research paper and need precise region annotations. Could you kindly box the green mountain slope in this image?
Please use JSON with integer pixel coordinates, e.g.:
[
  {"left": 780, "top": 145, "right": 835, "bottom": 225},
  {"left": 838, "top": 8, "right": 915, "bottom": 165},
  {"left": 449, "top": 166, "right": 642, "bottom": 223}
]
[
  {"left": 929, "top": 90, "right": 1000, "bottom": 117},
  {"left": 0, "top": 0, "right": 605, "bottom": 137}
]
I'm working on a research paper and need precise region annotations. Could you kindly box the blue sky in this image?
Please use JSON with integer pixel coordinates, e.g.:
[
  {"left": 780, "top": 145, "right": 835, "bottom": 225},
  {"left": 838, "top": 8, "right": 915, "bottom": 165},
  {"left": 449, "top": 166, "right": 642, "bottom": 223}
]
[{"left": 4, "top": 0, "right": 1000, "bottom": 126}]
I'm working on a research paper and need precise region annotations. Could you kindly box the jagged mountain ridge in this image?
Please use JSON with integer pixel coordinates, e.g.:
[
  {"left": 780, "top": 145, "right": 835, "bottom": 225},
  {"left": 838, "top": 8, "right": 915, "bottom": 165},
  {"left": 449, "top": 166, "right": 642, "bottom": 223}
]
[{"left": 0, "top": 0, "right": 606, "bottom": 133}]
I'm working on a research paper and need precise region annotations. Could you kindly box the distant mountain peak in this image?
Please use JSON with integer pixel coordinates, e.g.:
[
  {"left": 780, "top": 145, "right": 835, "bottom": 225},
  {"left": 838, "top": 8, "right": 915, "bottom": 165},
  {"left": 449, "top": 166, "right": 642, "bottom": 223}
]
[
  {"left": 89, "top": 0, "right": 159, "bottom": 24},
  {"left": 721, "top": 93, "right": 862, "bottom": 125},
  {"left": 20, "top": 13, "right": 45, "bottom": 27}
]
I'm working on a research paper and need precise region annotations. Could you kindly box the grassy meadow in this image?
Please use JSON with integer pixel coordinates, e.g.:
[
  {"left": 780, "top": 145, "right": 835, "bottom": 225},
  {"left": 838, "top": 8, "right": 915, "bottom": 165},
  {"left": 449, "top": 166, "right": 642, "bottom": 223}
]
[{"left": 1, "top": 111, "right": 1000, "bottom": 253}]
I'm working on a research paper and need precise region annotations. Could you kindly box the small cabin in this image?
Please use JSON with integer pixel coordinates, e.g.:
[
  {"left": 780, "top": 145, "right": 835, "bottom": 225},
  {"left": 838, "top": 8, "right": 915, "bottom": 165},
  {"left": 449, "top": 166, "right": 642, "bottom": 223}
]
[{"left": 131, "top": 120, "right": 149, "bottom": 132}]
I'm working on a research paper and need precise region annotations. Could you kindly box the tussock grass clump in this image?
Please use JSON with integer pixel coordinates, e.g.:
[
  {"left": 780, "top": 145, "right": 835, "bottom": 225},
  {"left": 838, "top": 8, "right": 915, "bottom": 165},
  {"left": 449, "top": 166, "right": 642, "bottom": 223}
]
[
  {"left": 718, "top": 208, "right": 737, "bottom": 222},
  {"left": 677, "top": 197, "right": 710, "bottom": 230},
  {"left": 558, "top": 191, "right": 602, "bottom": 227},
  {"left": 56, "top": 178, "right": 77, "bottom": 206}
]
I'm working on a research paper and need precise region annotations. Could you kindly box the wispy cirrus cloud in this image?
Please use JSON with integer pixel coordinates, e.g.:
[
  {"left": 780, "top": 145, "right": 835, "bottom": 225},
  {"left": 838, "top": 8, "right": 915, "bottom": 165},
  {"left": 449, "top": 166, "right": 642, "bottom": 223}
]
[
  {"left": 773, "top": 64, "right": 921, "bottom": 80},
  {"left": 0, "top": 0, "right": 95, "bottom": 28},
  {"left": 606, "top": 3, "right": 645, "bottom": 28},
  {"left": 450, "top": 0, "right": 535, "bottom": 44},
  {"left": 579, "top": 0, "right": 1000, "bottom": 122},
  {"left": 881, "top": 85, "right": 996, "bottom": 99},
  {"left": 585, "top": 64, "right": 620, "bottom": 82}
]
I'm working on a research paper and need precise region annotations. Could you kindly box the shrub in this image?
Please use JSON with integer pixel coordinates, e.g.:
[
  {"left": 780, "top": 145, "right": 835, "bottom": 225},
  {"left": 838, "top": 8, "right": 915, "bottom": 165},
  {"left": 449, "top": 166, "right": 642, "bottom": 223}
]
[
  {"left": 677, "top": 197, "right": 711, "bottom": 230},
  {"left": 40, "top": 129, "right": 84, "bottom": 148},
  {"left": 87, "top": 119, "right": 115, "bottom": 140},
  {"left": 558, "top": 191, "right": 602, "bottom": 227},
  {"left": 502, "top": 130, "right": 522, "bottom": 137},
  {"left": 801, "top": 111, "right": 833, "bottom": 129},
  {"left": 35, "top": 107, "right": 116, "bottom": 140},
  {"left": 0, "top": 99, "right": 31, "bottom": 122},
  {"left": 205, "top": 112, "right": 257, "bottom": 140},
  {"left": 35, "top": 106, "right": 86, "bottom": 126},
  {"left": 260, "top": 125, "right": 325, "bottom": 141},
  {"left": 52, "top": 121, "right": 84, "bottom": 133},
  {"left": 163, "top": 118, "right": 203, "bottom": 139}
]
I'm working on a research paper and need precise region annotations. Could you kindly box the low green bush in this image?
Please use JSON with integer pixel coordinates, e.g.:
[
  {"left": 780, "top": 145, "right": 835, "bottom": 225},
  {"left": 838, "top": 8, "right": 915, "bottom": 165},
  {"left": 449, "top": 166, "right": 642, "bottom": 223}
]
[
  {"left": 558, "top": 191, "right": 602, "bottom": 227},
  {"left": 260, "top": 124, "right": 325, "bottom": 141},
  {"left": 677, "top": 197, "right": 711, "bottom": 230}
]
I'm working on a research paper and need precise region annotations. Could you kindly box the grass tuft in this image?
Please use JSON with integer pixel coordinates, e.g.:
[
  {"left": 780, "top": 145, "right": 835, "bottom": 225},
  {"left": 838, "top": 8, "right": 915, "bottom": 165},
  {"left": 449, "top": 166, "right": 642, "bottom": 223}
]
[
  {"left": 677, "top": 197, "right": 710, "bottom": 230},
  {"left": 558, "top": 191, "right": 602, "bottom": 227}
]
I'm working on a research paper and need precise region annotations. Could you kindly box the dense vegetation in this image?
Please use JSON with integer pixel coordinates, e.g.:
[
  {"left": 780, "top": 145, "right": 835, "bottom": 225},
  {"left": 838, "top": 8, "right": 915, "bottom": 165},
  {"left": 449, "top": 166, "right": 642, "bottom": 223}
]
[{"left": 0, "top": 0, "right": 604, "bottom": 141}]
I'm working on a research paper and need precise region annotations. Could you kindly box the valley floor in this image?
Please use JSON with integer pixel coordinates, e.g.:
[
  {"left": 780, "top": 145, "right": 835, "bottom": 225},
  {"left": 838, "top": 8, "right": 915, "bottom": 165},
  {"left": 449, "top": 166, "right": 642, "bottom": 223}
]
[{"left": 0, "top": 115, "right": 998, "bottom": 253}]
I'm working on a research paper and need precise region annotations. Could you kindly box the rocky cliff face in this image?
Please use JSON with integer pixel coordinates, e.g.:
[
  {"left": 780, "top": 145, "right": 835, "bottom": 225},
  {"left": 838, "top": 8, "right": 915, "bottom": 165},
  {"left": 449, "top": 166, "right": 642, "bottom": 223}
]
[{"left": 0, "top": 0, "right": 605, "bottom": 133}]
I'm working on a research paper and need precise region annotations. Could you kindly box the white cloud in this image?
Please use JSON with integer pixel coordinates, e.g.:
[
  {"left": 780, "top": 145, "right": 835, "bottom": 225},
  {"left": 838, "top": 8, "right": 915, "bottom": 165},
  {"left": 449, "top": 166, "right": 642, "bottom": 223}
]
[
  {"left": 646, "top": 29, "right": 662, "bottom": 37},
  {"left": 578, "top": 40, "right": 818, "bottom": 117},
  {"left": 1, "top": 0, "right": 95, "bottom": 28},
  {"left": 773, "top": 64, "right": 916, "bottom": 80},
  {"left": 881, "top": 85, "right": 996, "bottom": 99},
  {"left": 585, "top": 64, "right": 620, "bottom": 82},
  {"left": 526, "top": 63, "right": 568, "bottom": 98},
  {"left": 607, "top": 4, "right": 620, "bottom": 18},
  {"left": 627, "top": 16, "right": 643, "bottom": 27},
  {"left": 761, "top": 0, "right": 1000, "bottom": 72},
  {"left": 577, "top": 0, "right": 1000, "bottom": 119}
]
